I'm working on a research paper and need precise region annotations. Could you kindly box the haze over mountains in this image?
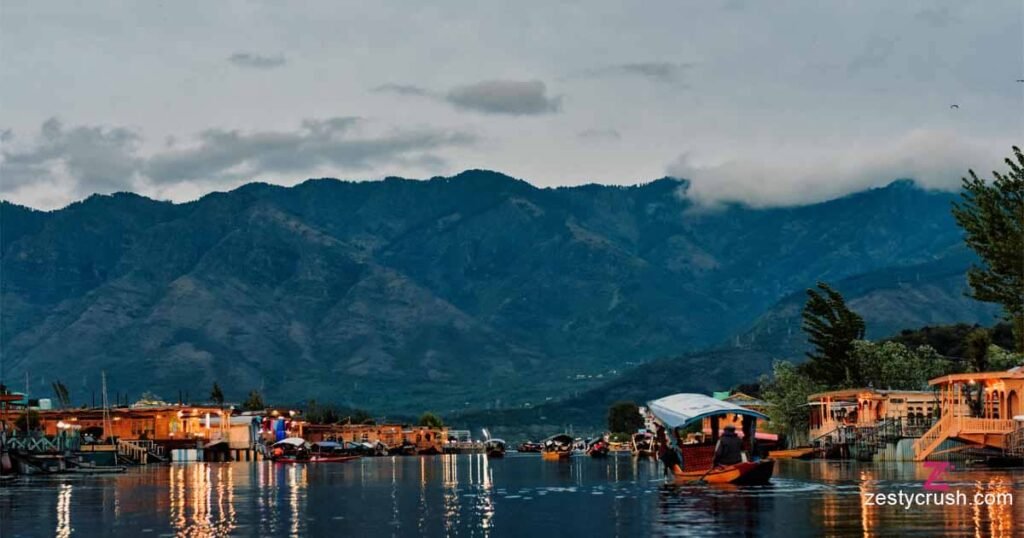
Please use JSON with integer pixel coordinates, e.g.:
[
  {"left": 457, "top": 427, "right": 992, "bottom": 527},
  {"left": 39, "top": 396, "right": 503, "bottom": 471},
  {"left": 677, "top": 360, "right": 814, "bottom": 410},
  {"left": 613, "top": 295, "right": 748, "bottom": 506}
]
[{"left": 0, "top": 171, "right": 998, "bottom": 418}]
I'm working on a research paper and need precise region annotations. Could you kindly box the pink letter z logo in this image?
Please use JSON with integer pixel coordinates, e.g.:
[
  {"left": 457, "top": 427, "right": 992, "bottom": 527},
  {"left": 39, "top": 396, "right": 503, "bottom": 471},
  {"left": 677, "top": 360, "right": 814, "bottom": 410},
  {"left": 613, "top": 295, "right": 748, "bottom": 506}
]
[{"left": 923, "top": 461, "right": 950, "bottom": 491}]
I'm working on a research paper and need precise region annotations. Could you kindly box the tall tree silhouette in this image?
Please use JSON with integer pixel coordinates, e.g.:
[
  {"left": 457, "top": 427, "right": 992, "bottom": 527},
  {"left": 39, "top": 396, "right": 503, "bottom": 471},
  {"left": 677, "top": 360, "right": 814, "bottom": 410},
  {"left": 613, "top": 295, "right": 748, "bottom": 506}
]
[
  {"left": 801, "top": 282, "right": 866, "bottom": 387},
  {"left": 952, "top": 146, "right": 1024, "bottom": 351}
]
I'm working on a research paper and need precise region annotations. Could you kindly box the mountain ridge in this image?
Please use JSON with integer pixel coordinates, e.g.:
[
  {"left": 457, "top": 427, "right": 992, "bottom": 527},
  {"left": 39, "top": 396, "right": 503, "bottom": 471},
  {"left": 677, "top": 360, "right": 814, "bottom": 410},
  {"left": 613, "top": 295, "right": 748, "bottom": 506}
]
[{"left": 0, "top": 171, "right": 987, "bottom": 416}]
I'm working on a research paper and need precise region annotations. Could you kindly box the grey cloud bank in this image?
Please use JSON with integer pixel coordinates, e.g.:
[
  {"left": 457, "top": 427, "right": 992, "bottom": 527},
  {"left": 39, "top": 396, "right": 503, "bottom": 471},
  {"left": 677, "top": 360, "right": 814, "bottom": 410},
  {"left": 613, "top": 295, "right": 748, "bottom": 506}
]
[{"left": 0, "top": 1, "right": 1019, "bottom": 209}]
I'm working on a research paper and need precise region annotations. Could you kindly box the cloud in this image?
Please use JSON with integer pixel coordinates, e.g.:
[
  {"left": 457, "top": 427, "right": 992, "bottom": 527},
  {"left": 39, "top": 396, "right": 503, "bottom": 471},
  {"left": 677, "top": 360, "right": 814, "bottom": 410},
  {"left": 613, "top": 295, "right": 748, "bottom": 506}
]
[
  {"left": 586, "top": 62, "right": 692, "bottom": 84},
  {"left": 1, "top": 117, "right": 475, "bottom": 206},
  {"left": 577, "top": 128, "right": 621, "bottom": 142},
  {"left": 667, "top": 129, "right": 1008, "bottom": 207},
  {"left": 445, "top": 80, "right": 561, "bottom": 115},
  {"left": 372, "top": 83, "right": 431, "bottom": 97},
  {"left": 227, "top": 52, "right": 287, "bottom": 69},
  {"left": 145, "top": 117, "right": 474, "bottom": 184},
  {"left": 0, "top": 118, "right": 141, "bottom": 194}
]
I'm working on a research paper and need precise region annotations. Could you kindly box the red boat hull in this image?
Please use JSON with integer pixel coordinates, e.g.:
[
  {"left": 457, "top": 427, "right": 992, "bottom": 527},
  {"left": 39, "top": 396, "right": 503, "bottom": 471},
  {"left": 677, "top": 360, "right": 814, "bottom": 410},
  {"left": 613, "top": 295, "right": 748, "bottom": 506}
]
[{"left": 273, "top": 455, "right": 361, "bottom": 464}]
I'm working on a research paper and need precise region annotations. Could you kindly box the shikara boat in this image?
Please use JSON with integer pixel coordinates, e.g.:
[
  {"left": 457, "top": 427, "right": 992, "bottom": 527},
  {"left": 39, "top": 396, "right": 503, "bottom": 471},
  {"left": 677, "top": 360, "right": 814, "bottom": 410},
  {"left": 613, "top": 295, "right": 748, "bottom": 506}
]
[
  {"left": 768, "top": 447, "right": 815, "bottom": 460},
  {"left": 541, "top": 434, "right": 573, "bottom": 460},
  {"left": 270, "top": 438, "right": 361, "bottom": 463},
  {"left": 485, "top": 439, "right": 506, "bottom": 458},
  {"left": 587, "top": 437, "right": 610, "bottom": 458},
  {"left": 517, "top": 441, "right": 542, "bottom": 453},
  {"left": 632, "top": 431, "right": 656, "bottom": 459},
  {"left": 647, "top": 393, "right": 775, "bottom": 485}
]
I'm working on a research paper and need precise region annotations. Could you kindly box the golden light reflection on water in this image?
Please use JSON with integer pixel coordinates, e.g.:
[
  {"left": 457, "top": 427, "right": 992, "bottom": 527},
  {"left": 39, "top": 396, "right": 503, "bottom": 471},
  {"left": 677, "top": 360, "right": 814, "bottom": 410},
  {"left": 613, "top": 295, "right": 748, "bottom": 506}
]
[
  {"left": 166, "top": 463, "right": 237, "bottom": 537},
  {"left": 54, "top": 483, "right": 72, "bottom": 538}
]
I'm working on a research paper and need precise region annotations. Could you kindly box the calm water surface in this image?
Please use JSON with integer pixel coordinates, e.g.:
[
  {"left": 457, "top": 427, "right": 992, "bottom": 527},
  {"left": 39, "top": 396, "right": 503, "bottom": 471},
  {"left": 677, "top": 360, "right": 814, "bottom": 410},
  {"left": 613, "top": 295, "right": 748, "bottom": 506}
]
[{"left": 2, "top": 455, "right": 1024, "bottom": 537}]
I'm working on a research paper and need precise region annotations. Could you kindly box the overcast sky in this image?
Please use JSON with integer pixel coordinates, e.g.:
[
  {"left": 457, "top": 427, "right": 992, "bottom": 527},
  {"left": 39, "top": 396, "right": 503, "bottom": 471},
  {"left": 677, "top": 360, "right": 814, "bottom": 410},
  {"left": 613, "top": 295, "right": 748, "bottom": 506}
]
[{"left": 1, "top": 1, "right": 1021, "bottom": 210}]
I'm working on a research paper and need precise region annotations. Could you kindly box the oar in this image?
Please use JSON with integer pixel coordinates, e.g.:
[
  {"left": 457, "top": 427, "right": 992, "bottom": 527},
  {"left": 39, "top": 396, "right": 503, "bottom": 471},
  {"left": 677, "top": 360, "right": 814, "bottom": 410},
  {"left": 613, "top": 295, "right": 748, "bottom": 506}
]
[{"left": 687, "top": 465, "right": 719, "bottom": 485}]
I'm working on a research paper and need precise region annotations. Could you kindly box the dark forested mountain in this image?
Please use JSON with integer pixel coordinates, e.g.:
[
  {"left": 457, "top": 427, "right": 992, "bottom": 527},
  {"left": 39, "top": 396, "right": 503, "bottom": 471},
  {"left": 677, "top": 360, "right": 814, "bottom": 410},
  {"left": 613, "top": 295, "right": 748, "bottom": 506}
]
[{"left": 0, "top": 171, "right": 997, "bottom": 415}]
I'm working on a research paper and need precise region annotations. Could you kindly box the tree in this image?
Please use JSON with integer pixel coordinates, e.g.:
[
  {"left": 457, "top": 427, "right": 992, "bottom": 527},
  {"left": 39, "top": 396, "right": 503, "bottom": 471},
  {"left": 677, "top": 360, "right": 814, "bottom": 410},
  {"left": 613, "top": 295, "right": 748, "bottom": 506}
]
[
  {"left": 606, "top": 401, "right": 645, "bottom": 434},
  {"left": 951, "top": 146, "right": 1024, "bottom": 352},
  {"left": 851, "top": 341, "right": 952, "bottom": 390},
  {"left": 418, "top": 412, "right": 444, "bottom": 428},
  {"left": 242, "top": 390, "right": 265, "bottom": 411},
  {"left": 800, "top": 282, "right": 866, "bottom": 387},
  {"left": 210, "top": 382, "right": 225, "bottom": 405},
  {"left": 51, "top": 380, "right": 71, "bottom": 408},
  {"left": 761, "top": 361, "right": 824, "bottom": 436},
  {"left": 988, "top": 345, "right": 1024, "bottom": 371},
  {"left": 964, "top": 328, "right": 993, "bottom": 373},
  {"left": 305, "top": 400, "right": 342, "bottom": 424}
]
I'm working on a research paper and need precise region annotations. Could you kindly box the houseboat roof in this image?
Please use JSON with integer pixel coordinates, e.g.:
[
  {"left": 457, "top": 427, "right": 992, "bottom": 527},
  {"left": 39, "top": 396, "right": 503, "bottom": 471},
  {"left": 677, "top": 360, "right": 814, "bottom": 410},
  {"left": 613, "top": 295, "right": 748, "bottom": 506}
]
[
  {"left": 647, "top": 393, "right": 769, "bottom": 428},
  {"left": 807, "top": 388, "right": 935, "bottom": 402},
  {"left": 927, "top": 370, "right": 1024, "bottom": 386}
]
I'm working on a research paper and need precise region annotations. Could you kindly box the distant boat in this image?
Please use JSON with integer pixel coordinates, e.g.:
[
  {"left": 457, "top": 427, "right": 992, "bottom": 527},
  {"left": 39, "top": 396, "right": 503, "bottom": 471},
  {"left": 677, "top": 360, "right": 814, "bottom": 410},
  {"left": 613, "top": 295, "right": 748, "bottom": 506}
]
[
  {"left": 517, "top": 441, "right": 542, "bottom": 453},
  {"left": 648, "top": 393, "right": 775, "bottom": 485},
  {"left": 485, "top": 439, "right": 506, "bottom": 458},
  {"left": 586, "top": 437, "right": 610, "bottom": 458},
  {"left": 541, "top": 434, "right": 573, "bottom": 460},
  {"left": 270, "top": 438, "right": 360, "bottom": 463},
  {"left": 631, "top": 431, "right": 656, "bottom": 459}
]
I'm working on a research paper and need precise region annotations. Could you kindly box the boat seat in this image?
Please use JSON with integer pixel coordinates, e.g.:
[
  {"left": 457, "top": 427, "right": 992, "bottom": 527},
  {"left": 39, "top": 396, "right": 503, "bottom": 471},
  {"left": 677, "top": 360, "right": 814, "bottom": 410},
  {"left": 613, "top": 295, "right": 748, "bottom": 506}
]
[{"left": 679, "top": 445, "right": 715, "bottom": 471}]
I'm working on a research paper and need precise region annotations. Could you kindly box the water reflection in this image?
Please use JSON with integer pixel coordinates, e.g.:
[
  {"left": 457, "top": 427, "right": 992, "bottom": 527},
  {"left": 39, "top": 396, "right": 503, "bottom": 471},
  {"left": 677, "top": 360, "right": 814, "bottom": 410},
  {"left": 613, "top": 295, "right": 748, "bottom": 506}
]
[
  {"left": 10, "top": 457, "right": 1024, "bottom": 536},
  {"left": 54, "top": 483, "right": 72, "bottom": 538}
]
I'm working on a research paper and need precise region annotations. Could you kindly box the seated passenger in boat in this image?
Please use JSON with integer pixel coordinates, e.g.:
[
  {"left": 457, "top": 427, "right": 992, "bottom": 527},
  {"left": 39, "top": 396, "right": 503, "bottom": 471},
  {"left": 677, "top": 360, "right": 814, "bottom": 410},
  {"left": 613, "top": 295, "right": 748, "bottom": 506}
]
[{"left": 712, "top": 425, "right": 743, "bottom": 466}]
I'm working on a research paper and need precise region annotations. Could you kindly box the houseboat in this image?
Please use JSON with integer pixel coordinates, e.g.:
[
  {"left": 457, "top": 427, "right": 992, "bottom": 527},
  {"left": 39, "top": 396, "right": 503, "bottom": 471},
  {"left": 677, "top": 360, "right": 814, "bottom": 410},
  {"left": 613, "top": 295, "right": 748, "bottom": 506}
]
[{"left": 808, "top": 388, "right": 942, "bottom": 460}]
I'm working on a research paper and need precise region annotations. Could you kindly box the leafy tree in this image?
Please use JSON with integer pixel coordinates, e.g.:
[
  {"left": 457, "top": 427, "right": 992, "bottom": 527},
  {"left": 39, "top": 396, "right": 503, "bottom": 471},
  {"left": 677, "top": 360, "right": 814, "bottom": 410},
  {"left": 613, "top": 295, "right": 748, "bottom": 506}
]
[
  {"left": 51, "top": 380, "right": 71, "bottom": 408},
  {"left": 988, "top": 345, "right": 1024, "bottom": 371},
  {"left": 242, "top": 390, "right": 265, "bottom": 412},
  {"left": 606, "top": 401, "right": 645, "bottom": 434},
  {"left": 761, "top": 361, "right": 824, "bottom": 435},
  {"left": 800, "top": 282, "right": 866, "bottom": 387},
  {"left": 964, "top": 328, "right": 992, "bottom": 373},
  {"left": 210, "top": 382, "right": 225, "bottom": 405},
  {"left": 851, "top": 341, "right": 951, "bottom": 390},
  {"left": 951, "top": 146, "right": 1024, "bottom": 351},
  {"left": 305, "top": 400, "right": 342, "bottom": 424},
  {"left": 418, "top": 412, "right": 444, "bottom": 428}
]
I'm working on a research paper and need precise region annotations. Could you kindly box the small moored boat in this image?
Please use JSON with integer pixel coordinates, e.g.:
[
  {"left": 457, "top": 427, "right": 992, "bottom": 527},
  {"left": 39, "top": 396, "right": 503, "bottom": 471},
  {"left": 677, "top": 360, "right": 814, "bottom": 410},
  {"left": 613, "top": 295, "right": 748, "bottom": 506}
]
[
  {"left": 632, "top": 431, "right": 656, "bottom": 459},
  {"left": 541, "top": 434, "right": 574, "bottom": 460},
  {"left": 648, "top": 393, "right": 775, "bottom": 485},
  {"left": 517, "top": 441, "right": 542, "bottom": 453},
  {"left": 485, "top": 439, "right": 506, "bottom": 458},
  {"left": 587, "top": 437, "right": 610, "bottom": 458}
]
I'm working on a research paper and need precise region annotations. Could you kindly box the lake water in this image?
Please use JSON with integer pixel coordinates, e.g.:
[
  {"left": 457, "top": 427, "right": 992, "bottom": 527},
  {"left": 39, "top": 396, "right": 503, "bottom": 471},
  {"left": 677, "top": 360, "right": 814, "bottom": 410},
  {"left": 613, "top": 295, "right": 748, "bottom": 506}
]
[{"left": 2, "top": 455, "right": 1024, "bottom": 537}]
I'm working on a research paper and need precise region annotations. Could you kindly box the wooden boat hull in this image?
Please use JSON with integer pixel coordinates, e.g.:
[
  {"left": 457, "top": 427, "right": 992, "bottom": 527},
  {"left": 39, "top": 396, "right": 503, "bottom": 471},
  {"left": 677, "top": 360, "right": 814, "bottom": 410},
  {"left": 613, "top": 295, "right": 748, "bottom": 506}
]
[
  {"left": 768, "top": 447, "right": 815, "bottom": 460},
  {"left": 541, "top": 451, "right": 571, "bottom": 461},
  {"left": 671, "top": 459, "right": 774, "bottom": 485},
  {"left": 273, "top": 455, "right": 361, "bottom": 464},
  {"left": 486, "top": 450, "right": 505, "bottom": 458}
]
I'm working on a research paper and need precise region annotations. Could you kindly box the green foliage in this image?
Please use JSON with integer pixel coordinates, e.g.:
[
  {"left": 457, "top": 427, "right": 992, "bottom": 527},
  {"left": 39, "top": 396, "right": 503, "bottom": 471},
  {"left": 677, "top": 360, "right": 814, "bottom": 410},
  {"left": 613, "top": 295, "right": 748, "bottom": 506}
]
[
  {"left": 51, "top": 380, "right": 71, "bottom": 408},
  {"left": 606, "top": 401, "right": 645, "bottom": 434},
  {"left": 801, "top": 282, "right": 866, "bottom": 386},
  {"left": 851, "top": 340, "right": 951, "bottom": 390},
  {"left": 418, "top": 412, "right": 444, "bottom": 428},
  {"left": 964, "top": 328, "right": 992, "bottom": 373},
  {"left": 304, "top": 400, "right": 342, "bottom": 424},
  {"left": 952, "top": 146, "right": 1024, "bottom": 351},
  {"left": 242, "top": 390, "right": 265, "bottom": 412},
  {"left": 210, "top": 382, "right": 224, "bottom": 405},
  {"left": 988, "top": 345, "right": 1024, "bottom": 371},
  {"left": 15, "top": 410, "right": 41, "bottom": 432},
  {"left": 608, "top": 432, "right": 631, "bottom": 443},
  {"left": 760, "top": 361, "right": 823, "bottom": 434}
]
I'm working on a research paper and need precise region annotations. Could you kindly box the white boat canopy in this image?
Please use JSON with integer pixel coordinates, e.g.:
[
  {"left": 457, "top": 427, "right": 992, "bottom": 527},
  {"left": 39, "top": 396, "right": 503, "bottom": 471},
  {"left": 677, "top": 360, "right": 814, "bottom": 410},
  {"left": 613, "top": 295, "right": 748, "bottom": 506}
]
[
  {"left": 647, "top": 393, "right": 770, "bottom": 429},
  {"left": 272, "top": 437, "right": 308, "bottom": 447}
]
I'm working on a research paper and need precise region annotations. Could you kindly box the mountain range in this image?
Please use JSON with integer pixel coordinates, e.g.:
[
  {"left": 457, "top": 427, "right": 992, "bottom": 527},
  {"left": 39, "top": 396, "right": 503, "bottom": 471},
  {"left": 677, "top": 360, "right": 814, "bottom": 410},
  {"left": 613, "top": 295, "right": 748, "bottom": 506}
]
[{"left": 0, "top": 171, "right": 999, "bottom": 420}]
